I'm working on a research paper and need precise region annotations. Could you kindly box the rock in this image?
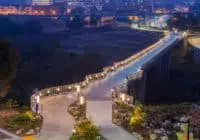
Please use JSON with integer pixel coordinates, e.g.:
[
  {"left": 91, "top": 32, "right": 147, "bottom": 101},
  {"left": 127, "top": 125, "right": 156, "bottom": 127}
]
[
  {"left": 113, "top": 109, "right": 118, "bottom": 114},
  {"left": 161, "top": 136, "right": 169, "bottom": 140},
  {"left": 166, "top": 131, "right": 172, "bottom": 135},
  {"left": 163, "top": 120, "right": 171, "bottom": 126},
  {"left": 25, "top": 129, "right": 35, "bottom": 135},
  {"left": 154, "top": 129, "right": 163, "bottom": 134},
  {"left": 180, "top": 116, "right": 189, "bottom": 122},
  {"left": 35, "top": 127, "right": 40, "bottom": 133},
  {"left": 132, "top": 132, "right": 143, "bottom": 140},
  {"left": 160, "top": 128, "right": 166, "bottom": 134},
  {"left": 149, "top": 133, "right": 157, "bottom": 140},
  {"left": 16, "top": 129, "right": 23, "bottom": 135},
  {"left": 174, "top": 123, "right": 181, "bottom": 128}
]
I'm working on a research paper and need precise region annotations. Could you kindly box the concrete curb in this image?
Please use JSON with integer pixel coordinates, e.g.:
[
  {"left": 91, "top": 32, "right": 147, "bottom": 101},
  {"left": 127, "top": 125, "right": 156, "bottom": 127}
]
[{"left": 0, "top": 128, "right": 22, "bottom": 140}]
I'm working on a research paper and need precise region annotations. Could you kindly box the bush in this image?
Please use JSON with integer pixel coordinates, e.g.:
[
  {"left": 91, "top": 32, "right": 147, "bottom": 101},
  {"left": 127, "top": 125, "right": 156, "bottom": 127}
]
[
  {"left": 20, "top": 106, "right": 30, "bottom": 113},
  {"left": 72, "top": 120, "right": 100, "bottom": 140},
  {"left": 129, "top": 103, "right": 146, "bottom": 128},
  {"left": 0, "top": 99, "right": 18, "bottom": 110}
]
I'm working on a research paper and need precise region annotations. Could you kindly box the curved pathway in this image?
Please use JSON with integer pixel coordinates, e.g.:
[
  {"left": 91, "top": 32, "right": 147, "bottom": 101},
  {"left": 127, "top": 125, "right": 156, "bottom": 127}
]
[
  {"left": 84, "top": 33, "right": 178, "bottom": 140},
  {"left": 32, "top": 32, "right": 179, "bottom": 140},
  {"left": 34, "top": 94, "right": 75, "bottom": 140}
]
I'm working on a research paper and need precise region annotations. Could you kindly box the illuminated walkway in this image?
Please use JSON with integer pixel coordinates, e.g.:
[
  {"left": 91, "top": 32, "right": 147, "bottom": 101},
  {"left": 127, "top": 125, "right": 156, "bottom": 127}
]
[
  {"left": 34, "top": 94, "right": 75, "bottom": 140},
  {"left": 84, "top": 33, "right": 179, "bottom": 140},
  {"left": 34, "top": 32, "right": 180, "bottom": 140}
]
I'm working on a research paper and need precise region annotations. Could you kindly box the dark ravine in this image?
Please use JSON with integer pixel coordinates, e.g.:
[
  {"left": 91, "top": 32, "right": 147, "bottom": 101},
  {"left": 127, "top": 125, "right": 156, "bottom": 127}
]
[{"left": 145, "top": 38, "right": 200, "bottom": 104}]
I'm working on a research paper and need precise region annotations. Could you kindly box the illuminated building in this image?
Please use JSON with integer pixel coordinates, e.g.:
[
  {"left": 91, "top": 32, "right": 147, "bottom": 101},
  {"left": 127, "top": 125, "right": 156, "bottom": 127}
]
[{"left": 32, "top": 0, "right": 53, "bottom": 5}]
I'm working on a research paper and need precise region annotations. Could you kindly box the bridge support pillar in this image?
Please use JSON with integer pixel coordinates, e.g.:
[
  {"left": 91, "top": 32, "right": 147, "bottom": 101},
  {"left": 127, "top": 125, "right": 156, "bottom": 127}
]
[
  {"left": 138, "top": 70, "right": 147, "bottom": 104},
  {"left": 159, "top": 50, "right": 171, "bottom": 74}
]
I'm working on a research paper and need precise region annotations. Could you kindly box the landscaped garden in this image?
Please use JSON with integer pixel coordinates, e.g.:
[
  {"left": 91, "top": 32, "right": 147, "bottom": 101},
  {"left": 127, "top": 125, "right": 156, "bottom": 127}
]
[
  {"left": 68, "top": 96, "right": 105, "bottom": 140},
  {"left": 0, "top": 99, "right": 43, "bottom": 136},
  {"left": 112, "top": 94, "right": 200, "bottom": 140}
]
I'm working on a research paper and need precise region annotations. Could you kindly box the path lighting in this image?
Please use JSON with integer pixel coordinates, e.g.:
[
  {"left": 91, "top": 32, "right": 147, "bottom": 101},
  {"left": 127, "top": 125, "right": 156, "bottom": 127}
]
[
  {"left": 47, "top": 90, "right": 50, "bottom": 93},
  {"left": 79, "top": 96, "right": 85, "bottom": 105},
  {"left": 76, "top": 85, "right": 81, "bottom": 93},
  {"left": 72, "top": 129, "right": 76, "bottom": 133},
  {"left": 68, "top": 86, "right": 72, "bottom": 90},
  {"left": 121, "top": 93, "right": 126, "bottom": 102},
  {"left": 82, "top": 82, "right": 86, "bottom": 86},
  {"left": 56, "top": 88, "right": 60, "bottom": 92}
]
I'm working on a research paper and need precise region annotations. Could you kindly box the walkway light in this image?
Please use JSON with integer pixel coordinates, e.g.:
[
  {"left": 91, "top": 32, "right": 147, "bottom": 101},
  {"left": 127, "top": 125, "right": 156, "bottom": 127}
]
[
  {"left": 47, "top": 90, "right": 50, "bottom": 93},
  {"left": 76, "top": 85, "right": 80, "bottom": 93},
  {"left": 79, "top": 96, "right": 85, "bottom": 105},
  {"left": 121, "top": 93, "right": 126, "bottom": 102},
  {"left": 72, "top": 129, "right": 76, "bottom": 133},
  {"left": 68, "top": 86, "right": 72, "bottom": 90},
  {"left": 56, "top": 88, "right": 60, "bottom": 92},
  {"left": 82, "top": 82, "right": 86, "bottom": 86}
]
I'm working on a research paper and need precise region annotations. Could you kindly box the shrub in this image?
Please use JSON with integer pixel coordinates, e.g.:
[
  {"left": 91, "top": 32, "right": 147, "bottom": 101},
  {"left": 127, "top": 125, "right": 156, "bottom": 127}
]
[
  {"left": 0, "top": 99, "right": 18, "bottom": 110},
  {"left": 20, "top": 106, "right": 30, "bottom": 113},
  {"left": 73, "top": 120, "right": 100, "bottom": 140},
  {"left": 129, "top": 103, "right": 146, "bottom": 128}
]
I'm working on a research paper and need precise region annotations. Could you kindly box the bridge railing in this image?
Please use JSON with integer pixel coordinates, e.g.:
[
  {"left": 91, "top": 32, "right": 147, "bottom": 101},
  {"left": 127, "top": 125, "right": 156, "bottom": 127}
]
[{"left": 31, "top": 33, "right": 172, "bottom": 113}]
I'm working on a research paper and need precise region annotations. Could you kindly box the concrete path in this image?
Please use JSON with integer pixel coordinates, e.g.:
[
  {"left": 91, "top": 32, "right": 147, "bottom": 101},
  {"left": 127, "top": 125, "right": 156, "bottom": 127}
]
[
  {"left": 0, "top": 128, "right": 21, "bottom": 140},
  {"left": 34, "top": 94, "right": 75, "bottom": 140},
  {"left": 87, "top": 100, "right": 137, "bottom": 140}
]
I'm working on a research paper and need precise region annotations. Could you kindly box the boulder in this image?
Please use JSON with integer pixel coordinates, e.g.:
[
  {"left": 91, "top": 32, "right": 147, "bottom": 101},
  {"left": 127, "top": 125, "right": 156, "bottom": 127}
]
[
  {"left": 161, "top": 136, "right": 169, "bottom": 140},
  {"left": 35, "top": 127, "right": 40, "bottom": 133},
  {"left": 113, "top": 109, "right": 118, "bottom": 114},
  {"left": 16, "top": 129, "right": 23, "bottom": 135},
  {"left": 163, "top": 120, "right": 171, "bottom": 127},
  {"left": 149, "top": 133, "right": 157, "bottom": 140},
  {"left": 25, "top": 129, "right": 35, "bottom": 135},
  {"left": 180, "top": 116, "right": 189, "bottom": 122},
  {"left": 154, "top": 129, "right": 163, "bottom": 134}
]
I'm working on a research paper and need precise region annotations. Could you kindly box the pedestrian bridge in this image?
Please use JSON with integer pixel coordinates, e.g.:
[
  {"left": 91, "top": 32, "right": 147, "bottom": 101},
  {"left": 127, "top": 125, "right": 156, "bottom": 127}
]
[
  {"left": 30, "top": 31, "right": 182, "bottom": 140},
  {"left": 31, "top": 32, "right": 181, "bottom": 103}
]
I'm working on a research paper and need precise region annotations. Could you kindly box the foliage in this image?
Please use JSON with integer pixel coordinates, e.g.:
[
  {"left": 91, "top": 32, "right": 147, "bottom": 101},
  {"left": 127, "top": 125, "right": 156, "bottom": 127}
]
[
  {"left": 5, "top": 111, "right": 42, "bottom": 132},
  {"left": 129, "top": 103, "right": 146, "bottom": 127},
  {"left": 0, "top": 99, "right": 18, "bottom": 110},
  {"left": 20, "top": 106, "right": 30, "bottom": 113},
  {"left": 71, "top": 120, "right": 101, "bottom": 140}
]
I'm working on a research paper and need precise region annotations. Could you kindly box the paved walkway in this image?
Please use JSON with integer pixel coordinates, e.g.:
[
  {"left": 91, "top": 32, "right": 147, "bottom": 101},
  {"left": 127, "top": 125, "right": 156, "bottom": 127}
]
[
  {"left": 0, "top": 128, "right": 21, "bottom": 140},
  {"left": 87, "top": 100, "right": 137, "bottom": 140},
  {"left": 34, "top": 94, "right": 75, "bottom": 140}
]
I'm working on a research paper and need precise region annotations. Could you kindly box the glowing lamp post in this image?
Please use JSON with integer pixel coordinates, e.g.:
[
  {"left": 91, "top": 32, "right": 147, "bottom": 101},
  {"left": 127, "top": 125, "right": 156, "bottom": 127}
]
[
  {"left": 76, "top": 85, "right": 81, "bottom": 98},
  {"left": 79, "top": 96, "right": 85, "bottom": 105},
  {"left": 121, "top": 93, "right": 126, "bottom": 102}
]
